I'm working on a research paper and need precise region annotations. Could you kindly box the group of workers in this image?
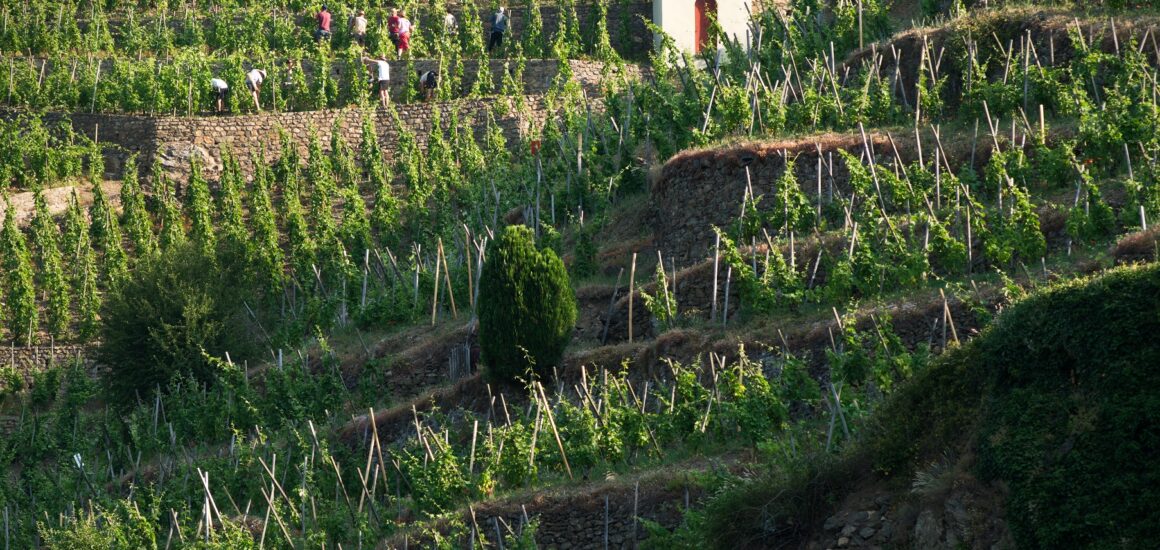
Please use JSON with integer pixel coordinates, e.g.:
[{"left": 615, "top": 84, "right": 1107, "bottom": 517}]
[
  {"left": 210, "top": 60, "right": 437, "bottom": 113},
  {"left": 315, "top": 5, "right": 507, "bottom": 56},
  {"left": 211, "top": 6, "right": 509, "bottom": 113}
]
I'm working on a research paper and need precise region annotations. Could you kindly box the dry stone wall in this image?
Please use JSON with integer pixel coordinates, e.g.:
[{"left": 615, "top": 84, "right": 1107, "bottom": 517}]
[
  {"left": 650, "top": 135, "right": 894, "bottom": 265},
  {"left": 9, "top": 60, "right": 635, "bottom": 183}
]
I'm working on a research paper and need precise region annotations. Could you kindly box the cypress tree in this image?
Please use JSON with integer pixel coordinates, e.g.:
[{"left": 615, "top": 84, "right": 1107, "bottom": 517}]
[{"left": 478, "top": 225, "right": 577, "bottom": 381}]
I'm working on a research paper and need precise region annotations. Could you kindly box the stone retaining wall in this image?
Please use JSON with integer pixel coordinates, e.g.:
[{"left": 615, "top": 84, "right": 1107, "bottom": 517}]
[
  {"left": 8, "top": 59, "right": 636, "bottom": 183},
  {"left": 0, "top": 345, "right": 89, "bottom": 383},
  {"left": 650, "top": 136, "right": 891, "bottom": 265}
]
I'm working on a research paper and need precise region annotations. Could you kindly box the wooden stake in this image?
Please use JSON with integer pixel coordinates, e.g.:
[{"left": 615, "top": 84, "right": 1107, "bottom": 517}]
[
  {"left": 535, "top": 383, "right": 573, "bottom": 480},
  {"left": 438, "top": 238, "right": 457, "bottom": 319},
  {"left": 628, "top": 253, "right": 637, "bottom": 343},
  {"left": 431, "top": 247, "right": 441, "bottom": 325}
]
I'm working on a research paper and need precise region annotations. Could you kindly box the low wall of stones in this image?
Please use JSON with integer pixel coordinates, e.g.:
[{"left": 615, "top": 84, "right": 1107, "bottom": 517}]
[
  {"left": 0, "top": 345, "right": 89, "bottom": 382},
  {"left": 649, "top": 135, "right": 894, "bottom": 265},
  {"left": 10, "top": 59, "right": 635, "bottom": 183},
  {"left": 151, "top": 95, "right": 548, "bottom": 181}
]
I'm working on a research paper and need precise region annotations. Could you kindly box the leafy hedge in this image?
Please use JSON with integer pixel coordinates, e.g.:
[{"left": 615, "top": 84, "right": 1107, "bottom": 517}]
[{"left": 976, "top": 263, "right": 1160, "bottom": 547}]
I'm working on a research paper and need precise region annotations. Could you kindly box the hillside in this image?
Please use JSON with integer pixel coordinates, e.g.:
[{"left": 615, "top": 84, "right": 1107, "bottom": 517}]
[{"left": 1, "top": 0, "right": 1159, "bottom": 548}]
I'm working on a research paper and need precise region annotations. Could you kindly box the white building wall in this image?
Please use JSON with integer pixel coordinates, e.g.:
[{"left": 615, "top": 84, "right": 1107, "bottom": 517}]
[{"left": 653, "top": 0, "right": 754, "bottom": 54}]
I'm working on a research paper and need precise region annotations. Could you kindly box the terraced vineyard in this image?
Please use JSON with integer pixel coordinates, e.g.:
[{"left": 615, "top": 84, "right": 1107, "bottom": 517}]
[{"left": 0, "top": 0, "right": 1157, "bottom": 548}]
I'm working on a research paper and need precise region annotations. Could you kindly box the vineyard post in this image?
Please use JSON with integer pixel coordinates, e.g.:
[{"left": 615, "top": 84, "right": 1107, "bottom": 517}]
[
  {"left": 535, "top": 382, "right": 572, "bottom": 480},
  {"left": 603, "top": 495, "right": 610, "bottom": 550},
  {"left": 657, "top": 250, "right": 673, "bottom": 321},
  {"left": 528, "top": 406, "right": 541, "bottom": 478},
  {"left": 940, "top": 289, "right": 960, "bottom": 344},
  {"left": 259, "top": 484, "right": 294, "bottom": 547},
  {"left": 857, "top": 0, "right": 864, "bottom": 50},
  {"left": 632, "top": 481, "right": 639, "bottom": 547},
  {"left": 431, "top": 246, "right": 441, "bottom": 325},
  {"left": 438, "top": 238, "right": 457, "bottom": 319},
  {"left": 935, "top": 147, "right": 941, "bottom": 210},
  {"left": 600, "top": 268, "right": 623, "bottom": 344},
  {"left": 361, "top": 249, "right": 369, "bottom": 309},
  {"left": 628, "top": 253, "right": 636, "bottom": 343},
  {"left": 816, "top": 152, "right": 823, "bottom": 225},
  {"left": 1125, "top": 143, "right": 1134, "bottom": 180},
  {"left": 722, "top": 266, "right": 731, "bottom": 327},
  {"left": 464, "top": 225, "right": 474, "bottom": 310},
  {"left": 91, "top": 63, "right": 101, "bottom": 113},
  {"left": 711, "top": 232, "right": 720, "bottom": 322},
  {"left": 469, "top": 419, "right": 478, "bottom": 474}
]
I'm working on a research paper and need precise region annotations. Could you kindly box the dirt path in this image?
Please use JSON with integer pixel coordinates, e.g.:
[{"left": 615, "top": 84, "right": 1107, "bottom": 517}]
[{"left": 0, "top": 181, "right": 123, "bottom": 226}]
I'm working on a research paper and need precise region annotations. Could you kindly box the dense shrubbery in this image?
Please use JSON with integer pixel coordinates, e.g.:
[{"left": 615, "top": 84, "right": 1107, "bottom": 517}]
[
  {"left": 478, "top": 225, "right": 577, "bottom": 381},
  {"left": 976, "top": 263, "right": 1160, "bottom": 547},
  {"left": 97, "top": 241, "right": 265, "bottom": 407}
]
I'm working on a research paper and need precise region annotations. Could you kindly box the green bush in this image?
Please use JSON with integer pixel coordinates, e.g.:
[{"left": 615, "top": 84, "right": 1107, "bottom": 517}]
[
  {"left": 97, "top": 242, "right": 264, "bottom": 408},
  {"left": 976, "top": 263, "right": 1160, "bottom": 548},
  {"left": 478, "top": 225, "right": 577, "bottom": 382}
]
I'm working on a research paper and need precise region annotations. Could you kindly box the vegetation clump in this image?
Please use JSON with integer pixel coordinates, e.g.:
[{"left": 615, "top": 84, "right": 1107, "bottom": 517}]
[
  {"left": 478, "top": 225, "right": 577, "bottom": 381},
  {"left": 97, "top": 242, "right": 264, "bottom": 407}
]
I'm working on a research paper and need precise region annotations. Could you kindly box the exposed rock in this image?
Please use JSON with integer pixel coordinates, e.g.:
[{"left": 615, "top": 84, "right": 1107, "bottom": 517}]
[{"left": 913, "top": 509, "right": 943, "bottom": 549}]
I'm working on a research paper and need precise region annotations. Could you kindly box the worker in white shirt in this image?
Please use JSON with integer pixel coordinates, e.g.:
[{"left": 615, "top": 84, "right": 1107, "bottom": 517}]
[
  {"left": 210, "top": 77, "right": 229, "bottom": 113},
  {"left": 365, "top": 56, "right": 391, "bottom": 108},
  {"left": 245, "top": 68, "right": 266, "bottom": 111}
]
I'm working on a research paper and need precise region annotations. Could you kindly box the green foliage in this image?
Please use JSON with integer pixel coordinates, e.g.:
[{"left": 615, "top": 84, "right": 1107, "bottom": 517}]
[
  {"left": 1, "top": 198, "right": 39, "bottom": 343},
  {"left": 97, "top": 241, "right": 263, "bottom": 408},
  {"left": 639, "top": 262, "right": 677, "bottom": 331},
  {"left": 31, "top": 191, "right": 70, "bottom": 339},
  {"left": 479, "top": 225, "right": 577, "bottom": 381},
  {"left": 976, "top": 263, "right": 1160, "bottom": 547}
]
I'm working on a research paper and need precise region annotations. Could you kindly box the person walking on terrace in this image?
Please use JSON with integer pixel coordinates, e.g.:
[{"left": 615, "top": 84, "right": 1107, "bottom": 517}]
[
  {"left": 443, "top": 10, "right": 458, "bottom": 35},
  {"left": 351, "top": 9, "right": 368, "bottom": 47},
  {"left": 395, "top": 10, "right": 413, "bottom": 57},
  {"left": 210, "top": 77, "right": 229, "bottom": 113},
  {"left": 419, "top": 69, "right": 438, "bottom": 101},
  {"left": 245, "top": 68, "right": 266, "bottom": 111},
  {"left": 387, "top": 8, "right": 401, "bottom": 51},
  {"left": 488, "top": 7, "right": 508, "bottom": 53},
  {"left": 315, "top": 4, "right": 332, "bottom": 41}
]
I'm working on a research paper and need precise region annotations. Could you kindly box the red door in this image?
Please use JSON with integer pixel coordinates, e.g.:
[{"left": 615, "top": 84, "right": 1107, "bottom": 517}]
[{"left": 695, "top": 0, "right": 717, "bottom": 53}]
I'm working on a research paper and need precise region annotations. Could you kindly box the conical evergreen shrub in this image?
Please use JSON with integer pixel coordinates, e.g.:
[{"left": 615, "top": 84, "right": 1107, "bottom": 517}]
[{"left": 478, "top": 225, "right": 576, "bottom": 381}]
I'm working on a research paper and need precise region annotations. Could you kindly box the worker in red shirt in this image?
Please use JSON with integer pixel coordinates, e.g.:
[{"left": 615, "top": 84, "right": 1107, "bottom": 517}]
[{"left": 315, "top": 5, "right": 332, "bottom": 41}]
